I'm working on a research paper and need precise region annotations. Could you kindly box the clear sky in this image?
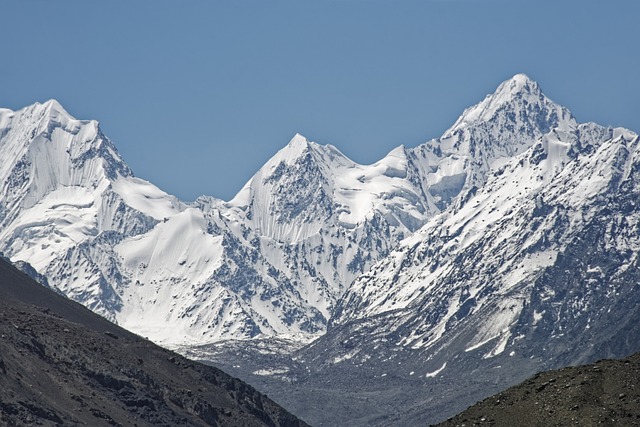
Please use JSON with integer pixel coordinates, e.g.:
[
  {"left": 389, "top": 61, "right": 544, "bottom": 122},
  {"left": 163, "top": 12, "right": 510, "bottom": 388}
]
[{"left": 3, "top": 0, "right": 639, "bottom": 201}]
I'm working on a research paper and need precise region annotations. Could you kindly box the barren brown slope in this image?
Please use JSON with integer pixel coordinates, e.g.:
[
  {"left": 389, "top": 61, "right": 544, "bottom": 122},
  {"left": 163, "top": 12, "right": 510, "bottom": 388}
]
[
  {"left": 0, "top": 257, "right": 309, "bottom": 427},
  {"left": 436, "top": 352, "right": 640, "bottom": 427}
]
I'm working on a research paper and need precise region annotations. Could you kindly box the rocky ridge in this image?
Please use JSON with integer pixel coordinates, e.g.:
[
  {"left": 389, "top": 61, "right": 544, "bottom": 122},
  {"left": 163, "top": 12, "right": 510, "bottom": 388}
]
[
  {"left": 437, "top": 351, "right": 640, "bottom": 427},
  {"left": 0, "top": 256, "right": 307, "bottom": 426}
]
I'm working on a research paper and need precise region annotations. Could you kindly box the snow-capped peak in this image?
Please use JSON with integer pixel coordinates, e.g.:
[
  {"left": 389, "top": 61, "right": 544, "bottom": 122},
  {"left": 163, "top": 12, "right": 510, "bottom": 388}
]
[
  {"left": 270, "top": 133, "right": 352, "bottom": 167},
  {"left": 487, "top": 73, "right": 544, "bottom": 111},
  {"left": 289, "top": 132, "right": 311, "bottom": 146},
  {"left": 275, "top": 133, "right": 313, "bottom": 159},
  {"left": 23, "top": 99, "right": 77, "bottom": 132},
  {"left": 445, "top": 73, "right": 573, "bottom": 136},
  {"left": 499, "top": 73, "right": 540, "bottom": 95},
  {"left": 41, "top": 99, "right": 69, "bottom": 118}
]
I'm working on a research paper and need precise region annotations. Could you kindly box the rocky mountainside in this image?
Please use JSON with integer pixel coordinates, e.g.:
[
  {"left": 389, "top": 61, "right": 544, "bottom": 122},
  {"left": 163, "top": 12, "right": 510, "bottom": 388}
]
[
  {"left": 437, "top": 351, "right": 640, "bottom": 426},
  {"left": 0, "top": 256, "right": 307, "bottom": 426},
  {"left": 0, "top": 74, "right": 573, "bottom": 348}
]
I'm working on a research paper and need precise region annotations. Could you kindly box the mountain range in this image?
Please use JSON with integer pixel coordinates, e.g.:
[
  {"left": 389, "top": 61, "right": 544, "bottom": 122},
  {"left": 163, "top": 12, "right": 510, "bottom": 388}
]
[
  {"left": 2, "top": 74, "right": 640, "bottom": 425},
  {"left": 0, "top": 74, "right": 572, "bottom": 346}
]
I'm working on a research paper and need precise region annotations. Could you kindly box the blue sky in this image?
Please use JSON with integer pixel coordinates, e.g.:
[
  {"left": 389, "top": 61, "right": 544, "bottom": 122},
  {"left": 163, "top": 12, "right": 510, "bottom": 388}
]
[{"left": 3, "top": 0, "right": 639, "bottom": 201}]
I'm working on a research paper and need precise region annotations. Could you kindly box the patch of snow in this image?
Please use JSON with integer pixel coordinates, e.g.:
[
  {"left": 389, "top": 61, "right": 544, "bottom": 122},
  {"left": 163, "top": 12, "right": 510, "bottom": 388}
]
[
  {"left": 253, "top": 368, "right": 290, "bottom": 376},
  {"left": 426, "top": 362, "right": 447, "bottom": 378}
]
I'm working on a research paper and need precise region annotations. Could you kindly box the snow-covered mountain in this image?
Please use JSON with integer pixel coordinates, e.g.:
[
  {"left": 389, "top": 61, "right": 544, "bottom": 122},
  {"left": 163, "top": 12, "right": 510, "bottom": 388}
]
[
  {"left": 0, "top": 100, "right": 183, "bottom": 317},
  {"left": 0, "top": 100, "right": 328, "bottom": 345},
  {"left": 326, "top": 76, "right": 640, "bottom": 363},
  {"left": 300, "top": 125, "right": 640, "bottom": 425},
  {"left": 4, "top": 73, "right": 640, "bottom": 424},
  {"left": 332, "top": 122, "right": 639, "bottom": 347},
  {"left": 0, "top": 74, "right": 623, "bottom": 356},
  {"left": 0, "top": 99, "right": 436, "bottom": 345},
  {"left": 209, "top": 73, "right": 575, "bottom": 340},
  {"left": 184, "top": 78, "right": 640, "bottom": 426}
]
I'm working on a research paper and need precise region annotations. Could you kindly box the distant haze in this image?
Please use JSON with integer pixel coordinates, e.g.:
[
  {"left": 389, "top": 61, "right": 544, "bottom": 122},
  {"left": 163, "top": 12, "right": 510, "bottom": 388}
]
[{"left": 2, "top": 0, "right": 638, "bottom": 201}]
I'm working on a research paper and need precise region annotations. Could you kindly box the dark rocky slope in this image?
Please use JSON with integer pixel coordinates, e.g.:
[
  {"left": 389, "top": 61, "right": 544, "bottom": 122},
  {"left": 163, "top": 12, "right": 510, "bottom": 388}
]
[
  {"left": 437, "top": 351, "right": 640, "bottom": 426},
  {"left": 0, "top": 257, "right": 308, "bottom": 427}
]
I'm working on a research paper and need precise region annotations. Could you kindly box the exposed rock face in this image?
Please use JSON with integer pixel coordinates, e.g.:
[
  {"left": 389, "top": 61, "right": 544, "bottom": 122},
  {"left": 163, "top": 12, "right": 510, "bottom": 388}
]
[
  {"left": 0, "top": 257, "right": 308, "bottom": 427},
  {"left": 437, "top": 352, "right": 640, "bottom": 427}
]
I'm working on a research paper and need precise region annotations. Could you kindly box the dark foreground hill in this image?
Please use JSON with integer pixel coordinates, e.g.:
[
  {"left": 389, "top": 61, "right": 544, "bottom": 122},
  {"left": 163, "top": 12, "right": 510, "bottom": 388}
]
[
  {"left": 436, "top": 351, "right": 640, "bottom": 427},
  {"left": 0, "top": 257, "right": 308, "bottom": 427}
]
